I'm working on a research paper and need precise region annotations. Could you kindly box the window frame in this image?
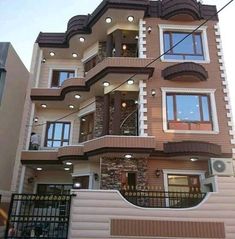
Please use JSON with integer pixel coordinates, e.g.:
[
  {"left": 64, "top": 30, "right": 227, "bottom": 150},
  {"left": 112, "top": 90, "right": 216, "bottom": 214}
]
[
  {"left": 166, "top": 93, "right": 213, "bottom": 130},
  {"left": 161, "top": 88, "right": 219, "bottom": 134},
  {"left": 44, "top": 121, "right": 71, "bottom": 148},
  {"left": 159, "top": 24, "right": 210, "bottom": 63},
  {"left": 48, "top": 67, "right": 78, "bottom": 88}
]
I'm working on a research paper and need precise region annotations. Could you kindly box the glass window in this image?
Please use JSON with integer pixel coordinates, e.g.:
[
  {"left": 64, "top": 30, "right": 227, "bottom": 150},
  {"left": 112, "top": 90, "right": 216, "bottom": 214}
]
[
  {"left": 164, "top": 32, "right": 204, "bottom": 60},
  {"left": 45, "top": 122, "right": 71, "bottom": 147},
  {"left": 79, "top": 113, "right": 94, "bottom": 143},
  {"left": 166, "top": 93, "right": 212, "bottom": 131},
  {"left": 51, "top": 70, "right": 75, "bottom": 87}
]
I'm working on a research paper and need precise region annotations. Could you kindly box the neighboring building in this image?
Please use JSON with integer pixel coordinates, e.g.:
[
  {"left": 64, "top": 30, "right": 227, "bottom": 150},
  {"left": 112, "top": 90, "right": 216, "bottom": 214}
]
[
  {"left": 5, "top": 0, "right": 235, "bottom": 238},
  {"left": 0, "top": 43, "right": 29, "bottom": 237}
]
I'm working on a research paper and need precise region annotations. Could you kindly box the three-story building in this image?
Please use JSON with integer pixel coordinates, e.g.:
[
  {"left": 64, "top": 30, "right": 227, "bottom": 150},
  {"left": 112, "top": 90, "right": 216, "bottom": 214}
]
[{"left": 7, "top": 0, "right": 235, "bottom": 238}]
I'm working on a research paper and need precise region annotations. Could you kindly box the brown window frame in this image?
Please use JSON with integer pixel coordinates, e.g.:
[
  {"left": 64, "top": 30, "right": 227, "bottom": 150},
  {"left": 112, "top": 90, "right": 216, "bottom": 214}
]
[
  {"left": 166, "top": 93, "right": 213, "bottom": 131},
  {"left": 51, "top": 70, "right": 75, "bottom": 87},
  {"left": 44, "top": 121, "right": 71, "bottom": 147},
  {"left": 163, "top": 31, "right": 204, "bottom": 60},
  {"left": 167, "top": 174, "right": 201, "bottom": 193}
]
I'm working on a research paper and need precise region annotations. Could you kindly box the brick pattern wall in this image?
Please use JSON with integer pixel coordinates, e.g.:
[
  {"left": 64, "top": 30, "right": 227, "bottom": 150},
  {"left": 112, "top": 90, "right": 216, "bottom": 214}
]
[
  {"left": 94, "top": 96, "right": 104, "bottom": 138},
  {"left": 101, "top": 158, "right": 148, "bottom": 190}
]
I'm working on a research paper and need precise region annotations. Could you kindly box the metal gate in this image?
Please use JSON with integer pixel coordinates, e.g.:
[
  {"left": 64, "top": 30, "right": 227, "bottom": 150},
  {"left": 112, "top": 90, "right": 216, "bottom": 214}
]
[{"left": 5, "top": 194, "right": 72, "bottom": 238}]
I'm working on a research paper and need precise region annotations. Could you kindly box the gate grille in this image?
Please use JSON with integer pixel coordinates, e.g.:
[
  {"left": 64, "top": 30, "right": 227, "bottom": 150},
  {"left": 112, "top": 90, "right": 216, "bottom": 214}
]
[{"left": 5, "top": 194, "right": 72, "bottom": 238}]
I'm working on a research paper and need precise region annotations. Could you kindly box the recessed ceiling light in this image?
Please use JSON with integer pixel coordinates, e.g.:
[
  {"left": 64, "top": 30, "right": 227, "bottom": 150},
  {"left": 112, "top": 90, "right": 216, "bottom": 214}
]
[
  {"left": 41, "top": 104, "right": 47, "bottom": 108},
  {"left": 66, "top": 162, "right": 73, "bottom": 166},
  {"left": 79, "top": 37, "right": 85, "bottom": 43},
  {"left": 36, "top": 167, "right": 42, "bottom": 171},
  {"left": 64, "top": 167, "right": 70, "bottom": 171},
  {"left": 74, "top": 182, "right": 81, "bottom": 188},
  {"left": 122, "top": 102, "right": 127, "bottom": 108},
  {"left": 122, "top": 44, "right": 127, "bottom": 50},
  {"left": 103, "top": 81, "right": 110, "bottom": 87},
  {"left": 72, "top": 53, "right": 78, "bottom": 58},
  {"left": 75, "top": 94, "right": 81, "bottom": 99},
  {"left": 127, "top": 79, "right": 134, "bottom": 85},
  {"left": 49, "top": 52, "right": 55, "bottom": 56},
  {"left": 190, "top": 157, "right": 199, "bottom": 162},
  {"left": 135, "top": 35, "right": 139, "bottom": 40},
  {"left": 105, "top": 17, "right": 112, "bottom": 23},
  {"left": 69, "top": 105, "right": 75, "bottom": 109},
  {"left": 125, "top": 154, "right": 132, "bottom": 159},
  {"left": 127, "top": 16, "right": 134, "bottom": 22}
]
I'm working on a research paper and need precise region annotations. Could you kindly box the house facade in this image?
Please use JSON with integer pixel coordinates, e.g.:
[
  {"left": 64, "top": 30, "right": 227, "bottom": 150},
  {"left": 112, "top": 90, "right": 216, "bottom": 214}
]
[
  {"left": 6, "top": 0, "right": 235, "bottom": 238},
  {"left": 0, "top": 43, "right": 29, "bottom": 237}
]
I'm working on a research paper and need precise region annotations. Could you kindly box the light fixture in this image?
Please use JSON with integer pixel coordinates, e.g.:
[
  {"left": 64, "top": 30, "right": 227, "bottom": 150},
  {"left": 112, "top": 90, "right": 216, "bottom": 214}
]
[
  {"left": 64, "top": 167, "right": 70, "bottom": 171},
  {"left": 73, "top": 182, "right": 81, "bottom": 188},
  {"left": 65, "top": 162, "right": 73, "bottom": 166},
  {"left": 125, "top": 154, "right": 132, "bottom": 159},
  {"left": 81, "top": 118, "right": 86, "bottom": 122},
  {"left": 72, "top": 53, "right": 78, "bottom": 58},
  {"left": 34, "top": 117, "right": 39, "bottom": 123},
  {"left": 103, "top": 81, "right": 110, "bottom": 87},
  {"left": 49, "top": 52, "right": 55, "bottom": 56},
  {"left": 151, "top": 89, "right": 156, "bottom": 97},
  {"left": 135, "top": 100, "right": 138, "bottom": 104},
  {"left": 135, "top": 35, "right": 139, "bottom": 40},
  {"left": 190, "top": 157, "right": 199, "bottom": 162},
  {"left": 79, "top": 37, "right": 85, "bottom": 43},
  {"left": 155, "top": 169, "right": 162, "bottom": 178},
  {"left": 127, "top": 16, "right": 134, "bottom": 22},
  {"left": 41, "top": 104, "right": 47, "bottom": 108},
  {"left": 36, "top": 167, "right": 42, "bottom": 171},
  {"left": 75, "top": 94, "right": 81, "bottom": 99},
  {"left": 69, "top": 105, "right": 75, "bottom": 109},
  {"left": 105, "top": 17, "right": 112, "bottom": 23},
  {"left": 147, "top": 26, "right": 152, "bottom": 34},
  {"left": 122, "top": 102, "right": 127, "bottom": 108},
  {"left": 122, "top": 44, "right": 127, "bottom": 50},
  {"left": 127, "top": 79, "right": 134, "bottom": 85},
  {"left": 42, "top": 58, "right": 46, "bottom": 63}
]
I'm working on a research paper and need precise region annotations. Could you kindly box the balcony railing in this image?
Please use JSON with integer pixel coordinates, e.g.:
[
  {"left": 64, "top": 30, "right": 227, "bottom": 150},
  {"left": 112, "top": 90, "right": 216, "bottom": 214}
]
[
  {"left": 5, "top": 194, "right": 72, "bottom": 238},
  {"left": 120, "top": 189, "right": 206, "bottom": 208}
]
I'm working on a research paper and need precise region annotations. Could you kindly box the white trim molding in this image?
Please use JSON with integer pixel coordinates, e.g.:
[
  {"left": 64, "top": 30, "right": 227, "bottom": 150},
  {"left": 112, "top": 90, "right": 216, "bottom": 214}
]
[
  {"left": 138, "top": 80, "right": 148, "bottom": 136},
  {"left": 161, "top": 87, "right": 219, "bottom": 134},
  {"left": 214, "top": 23, "right": 235, "bottom": 156},
  {"left": 158, "top": 24, "right": 210, "bottom": 63},
  {"left": 139, "top": 19, "right": 147, "bottom": 58}
]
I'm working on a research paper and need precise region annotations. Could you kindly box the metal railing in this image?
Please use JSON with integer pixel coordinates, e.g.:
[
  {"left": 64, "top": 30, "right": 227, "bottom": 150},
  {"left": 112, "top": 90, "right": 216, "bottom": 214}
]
[
  {"left": 120, "top": 190, "right": 206, "bottom": 208},
  {"left": 5, "top": 194, "right": 72, "bottom": 238}
]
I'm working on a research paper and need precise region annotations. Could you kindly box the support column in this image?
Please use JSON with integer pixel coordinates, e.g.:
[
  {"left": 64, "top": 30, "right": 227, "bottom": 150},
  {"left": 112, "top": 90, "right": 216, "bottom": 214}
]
[
  {"left": 113, "top": 30, "right": 122, "bottom": 57},
  {"left": 106, "top": 34, "right": 113, "bottom": 57},
  {"left": 102, "top": 94, "right": 110, "bottom": 136},
  {"left": 112, "top": 91, "right": 121, "bottom": 135}
]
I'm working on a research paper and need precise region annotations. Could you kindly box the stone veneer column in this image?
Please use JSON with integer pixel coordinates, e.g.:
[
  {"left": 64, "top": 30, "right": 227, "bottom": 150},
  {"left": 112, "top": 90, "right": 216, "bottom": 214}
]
[
  {"left": 112, "top": 91, "right": 121, "bottom": 135},
  {"left": 94, "top": 96, "right": 104, "bottom": 138},
  {"left": 214, "top": 23, "right": 235, "bottom": 157},
  {"left": 101, "top": 158, "right": 148, "bottom": 190},
  {"left": 102, "top": 94, "right": 110, "bottom": 136},
  {"left": 113, "top": 30, "right": 122, "bottom": 57},
  {"left": 106, "top": 34, "right": 113, "bottom": 57}
]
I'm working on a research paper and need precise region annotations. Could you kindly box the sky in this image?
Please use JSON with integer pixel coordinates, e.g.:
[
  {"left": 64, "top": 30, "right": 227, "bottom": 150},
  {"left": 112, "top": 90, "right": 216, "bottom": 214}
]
[{"left": 0, "top": 0, "right": 235, "bottom": 116}]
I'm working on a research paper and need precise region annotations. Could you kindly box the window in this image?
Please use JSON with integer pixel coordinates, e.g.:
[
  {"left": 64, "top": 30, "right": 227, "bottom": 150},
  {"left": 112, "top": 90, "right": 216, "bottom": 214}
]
[
  {"left": 168, "top": 175, "right": 200, "bottom": 193},
  {"left": 166, "top": 93, "right": 212, "bottom": 131},
  {"left": 159, "top": 24, "right": 210, "bottom": 63},
  {"left": 79, "top": 113, "right": 94, "bottom": 142},
  {"left": 121, "top": 172, "right": 137, "bottom": 189},
  {"left": 51, "top": 70, "right": 75, "bottom": 87},
  {"left": 45, "top": 122, "right": 71, "bottom": 147},
  {"left": 164, "top": 32, "right": 204, "bottom": 60}
]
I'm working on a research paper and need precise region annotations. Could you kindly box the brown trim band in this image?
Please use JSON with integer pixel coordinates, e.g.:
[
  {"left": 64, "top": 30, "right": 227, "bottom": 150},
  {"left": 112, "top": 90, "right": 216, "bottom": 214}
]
[
  {"left": 162, "top": 62, "right": 208, "bottom": 81},
  {"left": 111, "top": 219, "right": 225, "bottom": 238},
  {"left": 31, "top": 66, "right": 154, "bottom": 101}
]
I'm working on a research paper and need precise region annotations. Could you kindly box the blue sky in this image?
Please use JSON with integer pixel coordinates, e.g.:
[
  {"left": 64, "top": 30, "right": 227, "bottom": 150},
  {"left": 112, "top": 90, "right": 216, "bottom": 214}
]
[{"left": 0, "top": 0, "right": 235, "bottom": 116}]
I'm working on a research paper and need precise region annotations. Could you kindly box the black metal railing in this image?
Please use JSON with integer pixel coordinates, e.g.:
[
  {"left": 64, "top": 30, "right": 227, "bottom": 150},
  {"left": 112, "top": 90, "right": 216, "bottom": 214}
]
[
  {"left": 120, "top": 190, "right": 206, "bottom": 208},
  {"left": 5, "top": 194, "right": 72, "bottom": 238}
]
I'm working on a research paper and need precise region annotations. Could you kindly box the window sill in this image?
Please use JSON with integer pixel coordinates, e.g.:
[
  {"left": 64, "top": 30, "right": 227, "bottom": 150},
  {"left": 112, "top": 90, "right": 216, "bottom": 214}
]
[
  {"left": 161, "top": 58, "right": 210, "bottom": 64},
  {"left": 164, "top": 129, "right": 219, "bottom": 134}
]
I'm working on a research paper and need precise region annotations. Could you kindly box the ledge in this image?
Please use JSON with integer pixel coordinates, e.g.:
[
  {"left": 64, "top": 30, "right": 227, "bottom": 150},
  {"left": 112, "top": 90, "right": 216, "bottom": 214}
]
[
  {"left": 31, "top": 58, "right": 154, "bottom": 101},
  {"left": 163, "top": 141, "right": 222, "bottom": 156},
  {"left": 162, "top": 62, "right": 208, "bottom": 81}
]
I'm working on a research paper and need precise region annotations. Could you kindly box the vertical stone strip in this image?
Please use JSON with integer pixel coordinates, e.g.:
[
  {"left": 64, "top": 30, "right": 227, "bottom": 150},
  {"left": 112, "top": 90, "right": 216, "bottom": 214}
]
[
  {"left": 214, "top": 24, "right": 235, "bottom": 158},
  {"left": 139, "top": 19, "right": 147, "bottom": 59},
  {"left": 139, "top": 80, "right": 148, "bottom": 136}
]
